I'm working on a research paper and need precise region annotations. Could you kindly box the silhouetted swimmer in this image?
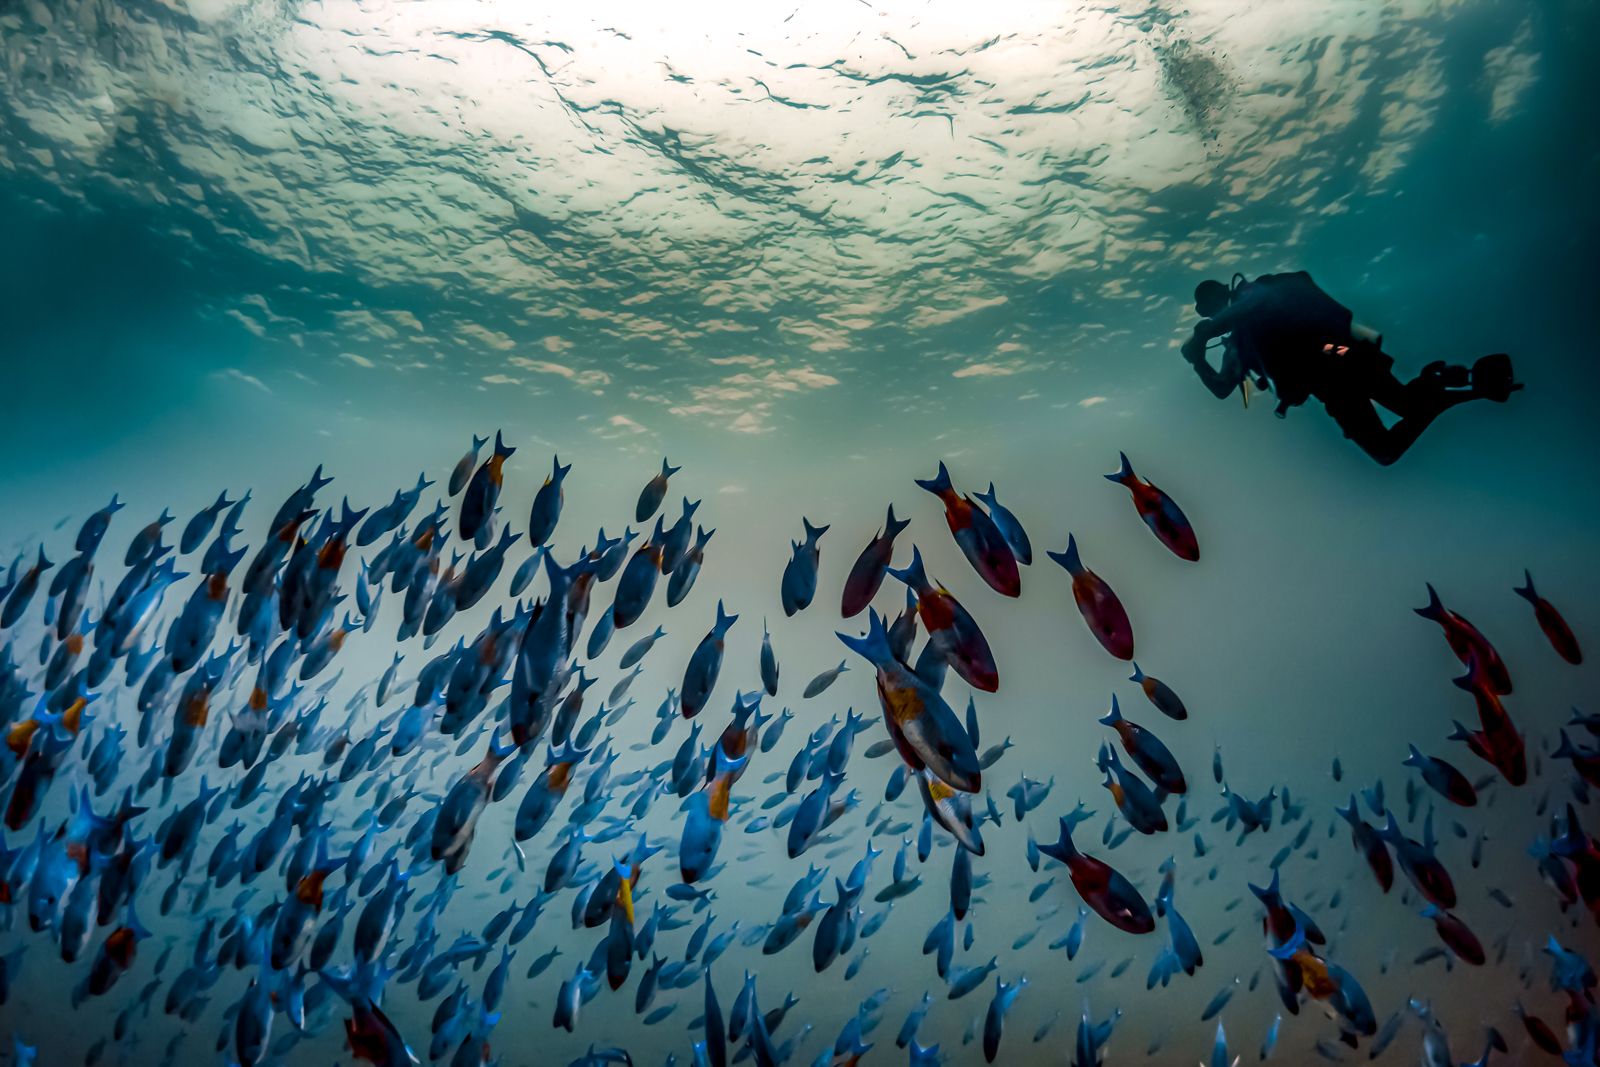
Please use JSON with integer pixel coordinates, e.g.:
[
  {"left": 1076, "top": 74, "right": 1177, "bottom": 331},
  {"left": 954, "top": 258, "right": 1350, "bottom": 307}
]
[{"left": 1180, "top": 272, "right": 1520, "bottom": 464}]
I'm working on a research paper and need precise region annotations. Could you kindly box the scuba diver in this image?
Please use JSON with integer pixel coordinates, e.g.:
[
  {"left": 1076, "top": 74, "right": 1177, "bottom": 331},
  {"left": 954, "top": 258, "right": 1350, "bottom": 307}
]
[{"left": 1180, "top": 271, "right": 1520, "bottom": 465}]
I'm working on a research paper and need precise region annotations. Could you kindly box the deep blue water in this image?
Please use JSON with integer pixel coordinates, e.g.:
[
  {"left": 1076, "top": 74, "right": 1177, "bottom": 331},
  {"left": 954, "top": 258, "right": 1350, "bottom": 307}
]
[{"left": 1, "top": 1, "right": 1598, "bottom": 1065}]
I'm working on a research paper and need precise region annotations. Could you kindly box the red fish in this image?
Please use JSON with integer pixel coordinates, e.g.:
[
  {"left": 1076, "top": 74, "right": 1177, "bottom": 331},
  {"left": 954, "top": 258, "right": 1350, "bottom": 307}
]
[
  {"left": 1046, "top": 536, "right": 1133, "bottom": 660},
  {"left": 1103, "top": 453, "right": 1199, "bottom": 562},
  {"left": 1334, "top": 795, "right": 1393, "bottom": 892},
  {"left": 838, "top": 610, "right": 982, "bottom": 793},
  {"left": 914, "top": 462, "right": 1020, "bottom": 598},
  {"left": 1250, "top": 870, "right": 1322, "bottom": 1004},
  {"left": 887, "top": 546, "right": 999, "bottom": 693},
  {"left": 1553, "top": 805, "right": 1600, "bottom": 920},
  {"left": 1447, "top": 718, "right": 1525, "bottom": 788},
  {"left": 1099, "top": 696, "right": 1185, "bottom": 794},
  {"left": 79, "top": 901, "right": 152, "bottom": 1001},
  {"left": 1129, "top": 662, "right": 1186, "bottom": 721},
  {"left": 1415, "top": 584, "right": 1511, "bottom": 694},
  {"left": 840, "top": 505, "right": 910, "bottom": 619},
  {"left": 344, "top": 997, "right": 417, "bottom": 1065},
  {"left": 1403, "top": 745, "right": 1477, "bottom": 807},
  {"left": 1514, "top": 1003, "right": 1563, "bottom": 1056},
  {"left": 1450, "top": 655, "right": 1526, "bottom": 786},
  {"left": 1514, "top": 570, "right": 1582, "bottom": 665},
  {"left": 1037, "top": 806, "right": 1153, "bottom": 934},
  {"left": 1422, "top": 905, "right": 1484, "bottom": 965},
  {"left": 1377, "top": 813, "right": 1456, "bottom": 909}
]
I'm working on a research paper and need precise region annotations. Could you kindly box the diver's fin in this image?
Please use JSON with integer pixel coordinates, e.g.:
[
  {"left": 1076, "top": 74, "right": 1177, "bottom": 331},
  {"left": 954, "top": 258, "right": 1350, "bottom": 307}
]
[{"left": 1470, "top": 353, "right": 1521, "bottom": 402}]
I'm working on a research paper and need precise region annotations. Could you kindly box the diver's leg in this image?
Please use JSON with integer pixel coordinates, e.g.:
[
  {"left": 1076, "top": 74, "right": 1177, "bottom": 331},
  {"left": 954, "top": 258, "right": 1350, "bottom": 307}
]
[
  {"left": 1323, "top": 340, "right": 1410, "bottom": 414},
  {"left": 1367, "top": 365, "right": 1416, "bottom": 416},
  {"left": 1327, "top": 346, "right": 1516, "bottom": 463},
  {"left": 1354, "top": 344, "right": 1495, "bottom": 416},
  {"left": 1347, "top": 341, "right": 1443, "bottom": 417},
  {"left": 1323, "top": 397, "right": 1405, "bottom": 465},
  {"left": 1321, "top": 388, "right": 1475, "bottom": 466}
]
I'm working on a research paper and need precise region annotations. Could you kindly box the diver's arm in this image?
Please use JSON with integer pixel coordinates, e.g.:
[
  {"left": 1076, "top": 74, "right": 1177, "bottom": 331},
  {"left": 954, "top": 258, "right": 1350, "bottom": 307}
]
[
  {"left": 1182, "top": 326, "right": 1245, "bottom": 399},
  {"left": 1198, "top": 286, "right": 1262, "bottom": 336}
]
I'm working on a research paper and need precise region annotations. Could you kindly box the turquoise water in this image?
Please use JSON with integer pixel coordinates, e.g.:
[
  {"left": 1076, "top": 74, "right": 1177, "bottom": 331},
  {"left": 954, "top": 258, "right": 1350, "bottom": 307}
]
[{"left": 1, "top": 1, "right": 1597, "bottom": 1064}]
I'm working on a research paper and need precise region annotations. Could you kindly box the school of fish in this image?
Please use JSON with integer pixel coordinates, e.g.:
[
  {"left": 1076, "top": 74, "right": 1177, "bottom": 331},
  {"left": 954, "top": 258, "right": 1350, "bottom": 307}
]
[{"left": 0, "top": 439, "right": 1592, "bottom": 1067}]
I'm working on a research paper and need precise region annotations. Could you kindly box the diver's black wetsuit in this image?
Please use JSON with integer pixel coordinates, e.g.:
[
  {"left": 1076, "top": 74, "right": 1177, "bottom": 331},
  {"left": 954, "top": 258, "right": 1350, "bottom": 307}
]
[{"left": 1182, "top": 272, "right": 1514, "bottom": 465}]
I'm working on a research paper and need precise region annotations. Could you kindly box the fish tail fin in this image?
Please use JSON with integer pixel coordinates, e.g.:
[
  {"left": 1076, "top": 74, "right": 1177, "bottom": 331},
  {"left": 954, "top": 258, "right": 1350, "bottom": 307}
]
[
  {"left": 472, "top": 433, "right": 489, "bottom": 451},
  {"left": 1062, "top": 801, "right": 1094, "bottom": 835},
  {"left": 1045, "top": 535, "right": 1081, "bottom": 574},
  {"left": 663, "top": 457, "right": 681, "bottom": 477},
  {"left": 309, "top": 832, "right": 334, "bottom": 876},
  {"left": 1098, "top": 695, "right": 1123, "bottom": 727},
  {"left": 124, "top": 897, "right": 152, "bottom": 941},
  {"left": 343, "top": 498, "right": 371, "bottom": 533},
  {"left": 1413, "top": 583, "right": 1444, "bottom": 621},
  {"left": 1449, "top": 653, "right": 1482, "bottom": 693},
  {"left": 1248, "top": 868, "right": 1281, "bottom": 905},
  {"left": 904, "top": 544, "right": 927, "bottom": 587},
  {"left": 714, "top": 600, "right": 739, "bottom": 635},
  {"left": 885, "top": 544, "right": 926, "bottom": 589},
  {"left": 488, "top": 731, "right": 517, "bottom": 762},
  {"left": 884, "top": 504, "right": 910, "bottom": 539},
  {"left": 1552, "top": 810, "right": 1585, "bottom": 857},
  {"left": 837, "top": 610, "right": 892, "bottom": 665},
  {"left": 1403, "top": 745, "right": 1423, "bottom": 767},
  {"left": 1127, "top": 662, "right": 1145, "bottom": 683},
  {"left": 1038, "top": 815, "right": 1082, "bottom": 865},
  {"left": 1554, "top": 729, "right": 1578, "bottom": 760},
  {"left": 1445, "top": 720, "right": 1474, "bottom": 743},
  {"left": 1103, "top": 452, "right": 1136, "bottom": 486},
  {"left": 542, "top": 545, "right": 572, "bottom": 586},
  {"left": 494, "top": 430, "right": 515, "bottom": 458},
  {"left": 553, "top": 455, "right": 571, "bottom": 479},
  {"left": 802, "top": 517, "right": 829, "bottom": 542},
  {"left": 914, "top": 462, "right": 953, "bottom": 497},
  {"left": 1513, "top": 569, "right": 1537, "bottom": 603}
]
